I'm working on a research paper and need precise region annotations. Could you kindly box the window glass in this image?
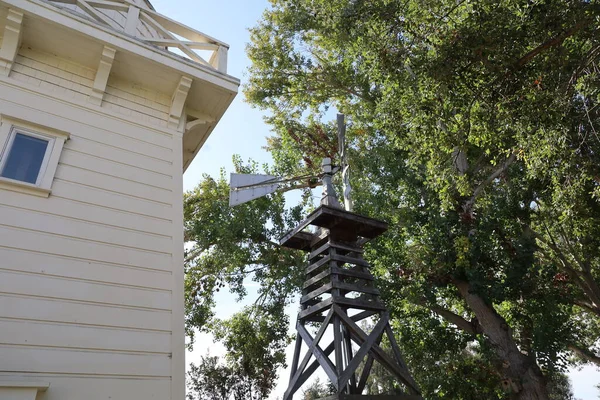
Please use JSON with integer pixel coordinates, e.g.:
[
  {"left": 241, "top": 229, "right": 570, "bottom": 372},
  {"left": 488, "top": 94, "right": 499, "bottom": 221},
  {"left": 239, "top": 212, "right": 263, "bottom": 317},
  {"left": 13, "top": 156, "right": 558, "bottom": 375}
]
[{"left": 1, "top": 133, "right": 49, "bottom": 184}]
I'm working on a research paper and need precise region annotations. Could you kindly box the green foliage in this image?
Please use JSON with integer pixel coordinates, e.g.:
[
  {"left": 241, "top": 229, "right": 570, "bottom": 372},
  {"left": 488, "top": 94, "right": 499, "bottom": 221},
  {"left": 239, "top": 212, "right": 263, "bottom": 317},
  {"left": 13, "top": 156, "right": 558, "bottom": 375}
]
[
  {"left": 185, "top": 0, "right": 600, "bottom": 398},
  {"left": 187, "top": 355, "right": 234, "bottom": 400},
  {"left": 302, "top": 377, "right": 335, "bottom": 400},
  {"left": 187, "top": 305, "right": 292, "bottom": 400},
  {"left": 184, "top": 157, "right": 308, "bottom": 347}
]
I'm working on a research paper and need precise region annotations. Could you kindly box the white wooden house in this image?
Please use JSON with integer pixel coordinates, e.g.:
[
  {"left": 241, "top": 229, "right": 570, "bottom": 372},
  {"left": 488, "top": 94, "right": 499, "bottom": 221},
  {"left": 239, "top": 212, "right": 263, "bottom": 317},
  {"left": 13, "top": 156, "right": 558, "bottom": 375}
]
[{"left": 0, "top": 0, "right": 238, "bottom": 399}]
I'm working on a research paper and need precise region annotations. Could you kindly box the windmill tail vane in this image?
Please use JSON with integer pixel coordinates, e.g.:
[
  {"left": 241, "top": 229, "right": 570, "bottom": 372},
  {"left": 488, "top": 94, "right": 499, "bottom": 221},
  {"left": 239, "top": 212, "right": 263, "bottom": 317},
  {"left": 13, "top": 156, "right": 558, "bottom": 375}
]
[{"left": 228, "top": 172, "right": 322, "bottom": 207}]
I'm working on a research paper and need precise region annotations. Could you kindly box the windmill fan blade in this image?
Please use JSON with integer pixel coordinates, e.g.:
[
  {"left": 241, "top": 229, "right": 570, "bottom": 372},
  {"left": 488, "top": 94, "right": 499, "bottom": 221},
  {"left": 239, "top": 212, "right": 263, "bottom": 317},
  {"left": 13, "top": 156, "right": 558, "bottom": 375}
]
[{"left": 229, "top": 173, "right": 280, "bottom": 207}]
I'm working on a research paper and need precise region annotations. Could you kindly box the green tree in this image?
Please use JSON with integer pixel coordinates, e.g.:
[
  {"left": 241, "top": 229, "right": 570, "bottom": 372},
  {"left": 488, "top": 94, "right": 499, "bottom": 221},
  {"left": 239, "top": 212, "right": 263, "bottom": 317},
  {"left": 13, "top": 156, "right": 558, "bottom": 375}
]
[
  {"left": 302, "top": 377, "right": 335, "bottom": 400},
  {"left": 187, "top": 305, "right": 292, "bottom": 400},
  {"left": 187, "top": 355, "right": 234, "bottom": 400},
  {"left": 185, "top": 0, "right": 600, "bottom": 399}
]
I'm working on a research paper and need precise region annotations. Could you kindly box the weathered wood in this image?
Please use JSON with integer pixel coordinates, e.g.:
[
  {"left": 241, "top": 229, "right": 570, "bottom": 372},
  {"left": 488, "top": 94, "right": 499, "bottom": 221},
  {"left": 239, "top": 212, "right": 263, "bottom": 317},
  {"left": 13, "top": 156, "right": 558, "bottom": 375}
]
[
  {"left": 338, "top": 314, "right": 388, "bottom": 390},
  {"left": 310, "top": 206, "right": 389, "bottom": 239},
  {"left": 350, "top": 310, "right": 378, "bottom": 322},
  {"left": 385, "top": 325, "right": 410, "bottom": 372},
  {"left": 286, "top": 310, "right": 334, "bottom": 398},
  {"left": 333, "top": 281, "right": 380, "bottom": 296},
  {"left": 283, "top": 230, "right": 315, "bottom": 251},
  {"left": 303, "top": 298, "right": 322, "bottom": 307},
  {"left": 289, "top": 333, "right": 302, "bottom": 385},
  {"left": 328, "top": 239, "right": 364, "bottom": 255},
  {"left": 332, "top": 253, "right": 371, "bottom": 268},
  {"left": 342, "top": 324, "right": 357, "bottom": 392},
  {"left": 332, "top": 296, "right": 386, "bottom": 312},
  {"left": 356, "top": 335, "right": 381, "bottom": 393},
  {"left": 284, "top": 204, "right": 420, "bottom": 399},
  {"left": 301, "top": 282, "right": 333, "bottom": 304},
  {"left": 331, "top": 266, "right": 374, "bottom": 281},
  {"left": 335, "top": 306, "right": 420, "bottom": 395},
  {"left": 280, "top": 215, "right": 317, "bottom": 248},
  {"left": 303, "top": 268, "right": 331, "bottom": 290},
  {"left": 310, "top": 241, "right": 333, "bottom": 259},
  {"left": 285, "top": 342, "right": 335, "bottom": 400},
  {"left": 280, "top": 206, "right": 388, "bottom": 248},
  {"left": 297, "top": 323, "right": 338, "bottom": 388},
  {"left": 298, "top": 297, "right": 333, "bottom": 320},
  {"left": 306, "top": 256, "right": 331, "bottom": 275},
  {"left": 333, "top": 314, "right": 344, "bottom": 390}
]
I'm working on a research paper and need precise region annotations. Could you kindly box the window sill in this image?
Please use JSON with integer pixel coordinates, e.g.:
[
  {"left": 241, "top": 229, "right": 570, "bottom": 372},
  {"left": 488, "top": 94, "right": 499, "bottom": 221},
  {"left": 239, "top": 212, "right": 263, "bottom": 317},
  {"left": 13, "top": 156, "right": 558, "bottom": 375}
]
[
  {"left": 0, "top": 381, "right": 50, "bottom": 400},
  {"left": 0, "top": 177, "right": 51, "bottom": 197}
]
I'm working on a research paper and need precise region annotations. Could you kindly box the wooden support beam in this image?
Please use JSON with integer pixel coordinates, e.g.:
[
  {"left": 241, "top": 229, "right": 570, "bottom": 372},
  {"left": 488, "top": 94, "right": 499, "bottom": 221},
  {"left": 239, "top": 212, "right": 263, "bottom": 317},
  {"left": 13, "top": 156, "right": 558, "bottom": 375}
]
[
  {"left": 332, "top": 281, "right": 380, "bottom": 296},
  {"left": 306, "top": 255, "right": 331, "bottom": 275},
  {"left": 334, "top": 306, "right": 421, "bottom": 395},
  {"left": 331, "top": 266, "right": 374, "bottom": 281},
  {"left": 145, "top": 39, "right": 219, "bottom": 50},
  {"left": 209, "top": 44, "right": 228, "bottom": 73},
  {"left": 342, "top": 325, "right": 357, "bottom": 392},
  {"left": 300, "top": 282, "right": 332, "bottom": 304},
  {"left": 331, "top": 253, "right": 371, "bottom": 268},
  {"left": 124, "top": 5, "right": 140, "bottom": 36},
  {"left": 0, "top": 9, "right": 24, "bottom": 76},
  {"left": 286, "top": 311, "right": 334, "bottom": 399},
  {"left": 288, "top": 333, "right": 303, "bottom": 385},
  {"left": 298, "top": 297, "right": 333, "bottom": 320},
  {"left": 338, "top": 314, "right": 388, "bottom": 390},
  {"left": 88, "top": 45, "right": 116, "bottom": 106},
  {"left": 303, "top": 268, "right": 330, "bottom": 290},
  {"left": 356, "top": 335, "right": 381, "bottom": 393},
  {"left": 168, "top": 75, "right": 192, "bottom": 129},
  {"left": 76, "top": 0, "right": 121, "bottom": 30},
  {"left": 185, "top": 108, "right": 215, "bottom": 131},
  {"left": 297, "top": 322, "right": 338, "bottom": 387},
  {"left": 285, "top": 342, "right": 335, "bottom": 400}
]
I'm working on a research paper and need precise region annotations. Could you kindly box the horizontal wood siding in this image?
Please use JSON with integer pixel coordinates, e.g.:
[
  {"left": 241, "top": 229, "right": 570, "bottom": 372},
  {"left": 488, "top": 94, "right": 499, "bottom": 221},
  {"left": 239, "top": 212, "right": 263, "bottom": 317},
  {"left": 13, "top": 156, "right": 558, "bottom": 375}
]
[
  {"left": 0, "top": 346, "right": 170, "bottom": 376},
  {"left": 0, "top": 375, "right": 171, "bottom": 400},
  {"left": 0, "top": 294, "right": 171, "bottom": 331},
  {"left": 0, "top": 47, "right": 180, "bottom": 393},
  {"left": 12, "top": 46, "right": 172, "bottom": 129},
  {"left": 0, "top": 247, "right": 171, "bottom": 290},
  {"left": 0, "top": 270, "right": 170, "bottom": 310},
  {"left": 0, "top": 319, "right": 171, "bottom": 353}
]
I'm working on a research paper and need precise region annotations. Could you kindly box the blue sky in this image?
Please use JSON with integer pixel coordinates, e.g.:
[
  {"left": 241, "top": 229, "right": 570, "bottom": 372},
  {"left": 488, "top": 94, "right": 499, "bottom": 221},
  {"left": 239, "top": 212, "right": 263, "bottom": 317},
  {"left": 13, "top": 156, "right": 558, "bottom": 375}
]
[{"left": 150, "top": 1, "right": 599, "bottom": 398}]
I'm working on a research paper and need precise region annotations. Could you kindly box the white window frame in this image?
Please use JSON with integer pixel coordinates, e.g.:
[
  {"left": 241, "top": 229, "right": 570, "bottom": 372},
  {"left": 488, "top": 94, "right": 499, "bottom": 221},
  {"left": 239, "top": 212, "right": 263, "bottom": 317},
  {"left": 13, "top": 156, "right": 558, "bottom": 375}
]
[{"left": 0, "top": 115, "right": 69, "bottom": 197}]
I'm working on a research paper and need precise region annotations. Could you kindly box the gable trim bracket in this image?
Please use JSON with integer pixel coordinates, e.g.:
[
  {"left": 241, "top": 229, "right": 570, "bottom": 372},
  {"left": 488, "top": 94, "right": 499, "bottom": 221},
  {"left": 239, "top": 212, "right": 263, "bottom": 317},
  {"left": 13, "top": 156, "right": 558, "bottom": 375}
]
[
  {"left": 168, "top": 75, "right": 192, "bottom": 130},
  {"left": 89, "top": 45, "right": 117, "bottom": 106},
  {"left": 0, "top": 9, "right": 24, "bottom": 76}
]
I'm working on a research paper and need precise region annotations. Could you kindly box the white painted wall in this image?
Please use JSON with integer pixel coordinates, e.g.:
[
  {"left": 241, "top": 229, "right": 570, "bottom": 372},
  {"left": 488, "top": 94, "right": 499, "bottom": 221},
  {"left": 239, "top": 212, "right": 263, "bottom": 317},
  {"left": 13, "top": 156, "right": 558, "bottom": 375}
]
[{"left": 0, "top": 45, "right": 185, "bottom": 400}]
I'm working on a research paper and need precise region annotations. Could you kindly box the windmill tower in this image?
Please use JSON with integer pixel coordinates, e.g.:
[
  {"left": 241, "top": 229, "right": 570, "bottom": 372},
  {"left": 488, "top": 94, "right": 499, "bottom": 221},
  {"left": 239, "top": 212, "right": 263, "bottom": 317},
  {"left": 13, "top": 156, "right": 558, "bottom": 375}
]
[
  {"left": 229, "top": 116, "right": 422, "bottom": 399},
  {"left": 280, "top": 158, "right": 422, "bottom": 399},
  {"left": 0, "top": 1, "right": 238, "bottom": 399}
]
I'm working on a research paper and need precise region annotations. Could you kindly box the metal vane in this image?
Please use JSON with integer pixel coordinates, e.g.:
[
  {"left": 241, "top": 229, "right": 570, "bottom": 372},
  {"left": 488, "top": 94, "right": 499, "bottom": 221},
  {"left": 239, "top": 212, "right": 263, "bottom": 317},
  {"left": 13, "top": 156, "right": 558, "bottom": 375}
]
[{"left": 229, "top": 115, "right": 351, "bottom": 210}]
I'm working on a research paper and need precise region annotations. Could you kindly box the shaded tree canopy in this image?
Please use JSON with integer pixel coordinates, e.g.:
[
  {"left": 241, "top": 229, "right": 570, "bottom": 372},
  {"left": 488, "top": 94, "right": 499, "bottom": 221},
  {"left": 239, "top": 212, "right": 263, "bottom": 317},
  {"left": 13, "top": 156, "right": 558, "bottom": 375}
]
[{"left": 185, "top": 1, "right": 600, "bottom": 399}]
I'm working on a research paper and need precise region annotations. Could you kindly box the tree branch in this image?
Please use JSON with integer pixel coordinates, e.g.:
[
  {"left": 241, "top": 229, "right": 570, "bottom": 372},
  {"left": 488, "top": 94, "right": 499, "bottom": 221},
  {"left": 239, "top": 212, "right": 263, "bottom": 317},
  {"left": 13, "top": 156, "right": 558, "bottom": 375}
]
[
  {"left": 416, "top": 299, "right": 482, "bottom": 335},
  {"left": 469, "top": 151, "right": 517, "bottom": 204},
  {"left": 574, "top": 299, "right": 600, "bottom": 317},
  {"left": 513, "top": 19, "right": 593, "bottom": 69},
  {"left": 568, "top": 344, "right": 600, "bottom": 367}
]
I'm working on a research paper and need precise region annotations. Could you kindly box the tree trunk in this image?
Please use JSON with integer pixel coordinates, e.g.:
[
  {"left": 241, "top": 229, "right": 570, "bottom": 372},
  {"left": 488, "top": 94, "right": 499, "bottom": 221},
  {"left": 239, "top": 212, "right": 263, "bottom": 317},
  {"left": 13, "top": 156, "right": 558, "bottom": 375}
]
[{"left": 454, "top": 280, "right": 549, "bottom": 400}]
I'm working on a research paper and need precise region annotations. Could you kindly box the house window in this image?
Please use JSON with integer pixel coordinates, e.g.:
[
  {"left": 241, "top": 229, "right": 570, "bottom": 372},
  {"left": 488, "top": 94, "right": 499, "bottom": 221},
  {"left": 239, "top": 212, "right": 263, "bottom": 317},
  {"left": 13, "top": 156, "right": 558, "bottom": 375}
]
[
  {"left": 0, "top": 116, "right": 69, "bottom": 197},
  {"left": 1, "top": 131, "right": 53, "bottom": 184}
]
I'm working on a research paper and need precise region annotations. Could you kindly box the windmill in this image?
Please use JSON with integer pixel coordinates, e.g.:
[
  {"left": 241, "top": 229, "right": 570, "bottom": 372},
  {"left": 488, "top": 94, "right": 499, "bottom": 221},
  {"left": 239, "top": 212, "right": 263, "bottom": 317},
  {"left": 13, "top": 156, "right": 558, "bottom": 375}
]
[{"left": 229, "top": 115, "right": 422, "bottom": 400}]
